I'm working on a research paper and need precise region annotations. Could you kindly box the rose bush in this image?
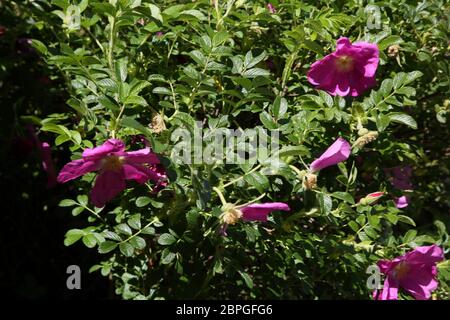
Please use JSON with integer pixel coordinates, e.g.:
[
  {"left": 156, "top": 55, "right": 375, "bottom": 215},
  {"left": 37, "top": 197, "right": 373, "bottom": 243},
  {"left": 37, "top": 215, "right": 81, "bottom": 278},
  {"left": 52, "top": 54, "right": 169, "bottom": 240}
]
[{"left": 2, "top": 0, "right": 450, "bottom": 299}]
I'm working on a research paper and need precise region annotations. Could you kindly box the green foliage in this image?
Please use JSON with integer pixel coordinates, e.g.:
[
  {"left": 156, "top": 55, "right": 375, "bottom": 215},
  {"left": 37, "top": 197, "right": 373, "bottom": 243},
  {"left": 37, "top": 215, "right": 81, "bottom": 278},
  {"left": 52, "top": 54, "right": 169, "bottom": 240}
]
[{"left": 2, "top": 0, "right": 449, "bottom": 299}]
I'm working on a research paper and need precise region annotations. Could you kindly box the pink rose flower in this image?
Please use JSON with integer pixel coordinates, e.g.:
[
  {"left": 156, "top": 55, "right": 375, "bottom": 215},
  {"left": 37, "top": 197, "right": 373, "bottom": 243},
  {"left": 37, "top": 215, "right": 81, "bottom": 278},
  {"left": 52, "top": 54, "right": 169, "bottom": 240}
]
[
  {"left": 374, "top": 245, "right": 444, "bottom": 300},
  {"left": 267, "top": 3, "right": 276, "bottom": 14},
  {"left": 310, "top": 137, "right": 351, "bottom": 172},
  {"left": 307, "top": 37, "right": 379, "bottom": 96},
  {"left": 240, "top": 202, "right": 290, "bottom": 222},
  {"left": 384, "top": 166, "right": 413, "bottom": 190},
  {"left": 220, "top": 202, "right": 290, "bottom": 236},
  {"left": 394, "top": 195, "right": 409, "bottom": 209},
  {"left": 57, "top": 139, "right": 166, "bottom": 207}
]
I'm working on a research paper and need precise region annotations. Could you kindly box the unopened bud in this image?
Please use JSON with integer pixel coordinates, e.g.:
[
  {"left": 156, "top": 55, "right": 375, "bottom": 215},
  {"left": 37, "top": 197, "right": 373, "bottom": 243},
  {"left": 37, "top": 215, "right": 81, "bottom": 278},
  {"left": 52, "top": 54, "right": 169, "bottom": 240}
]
[
  {"left": 354, "top": 131, "right": 378, "bottom": 148},
  {"left": 359, "top": 191, "right": 385, "bottom": 205}
]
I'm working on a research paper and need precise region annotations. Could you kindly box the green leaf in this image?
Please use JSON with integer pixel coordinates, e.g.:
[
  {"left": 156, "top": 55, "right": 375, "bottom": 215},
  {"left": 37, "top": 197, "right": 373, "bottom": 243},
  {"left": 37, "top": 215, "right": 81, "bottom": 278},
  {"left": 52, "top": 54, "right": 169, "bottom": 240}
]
[
  {"left": 244, "top": 172, "right": 269, "bottom": 194},
  {"left": 378, "top": 35, "right": 403, "bottom": 51},
  {"left": 259, "top": 111, "right": 277, "bottom": 129},
  {"left": 403, "top": 229, "right": 417, "bottom": 243},
  {"left": 238, "top": 271, "right": 254, "bottom": 289},
  {"left": 348, "top": 221, "right": 359, "bottom": 232},
  {"left": 271, "top": 97, "right": 288, "bottom": 119},
  {"left": 71, "top": 206, "right": 84, "bottom": 216},
  {"left": 103, "top": 231, "right": 122, "bottom": 241},
  {"left": 98, "top": 241, "right": 118, "bottom": 254},
  {"left": 158, "top": 233, "right": 176, "bottom": 246},
  {"left": 129, "top": 236, "right": 146, "bottom": 250},
  {"left": 136, "top": 196, "right": 151, "bottom": 207},
  {"left": 318, "top": 193, "right": 332, "bottom": 214},
  {"left": 82, "top": 234, "right": 98, "bottom": 248},
  {"left": 128, "top": 214, "right": 141, "bottom": 230},
  {"left": 398, "top": 215, "right": 416, "bottom": 226},
  {"left": 405, "top": 71, "right": 423, "bottom": 85},
  {"left": 275, "top": 145, "right": 310, "bottom": 158},
  {"left": 121, "top": 117, "right": 152, "bottom": 136},
  {"left": 115, "top": 59, "right": 128, "bottom": 82},
  {"left": 152, "top": 87, "right": 172, "bottom": 96},
  {"left": 119, "top": 242, "right": 134, "bottom": 257},
  {"left": 59, "top": 199, "right": 78, "bottom": 207},
  {"left": 331, "top": 192, "right": 355, "bottom": 204},
  {"left": 148, "top": 3, "right": 163, "bottom": 22},
  {"left": 161, "top": 249, "right": 176, "bottom": 264},
  {"left": 31, "top": 39, "right": 48, "bottom": 55},
  {"left": 389, "top": 113, "right": 418, "bottom": 129},
  {"left": 242, "top": 68, "right": 270, "bottom": 78},
  {"left": 64, "top": 229, "right": 85, "bottom": 246},
  {"left": 141, "top": 226, "right": 155, "bottom": 235},
  {"left": 212, "top": 31, "right": 229, "bottom": 47},
  {"left": 125, "top": 95, "right": 148, "bottom": 106},
  {"left": 116, "top": 223, "right": 132, "bottom": 236}
]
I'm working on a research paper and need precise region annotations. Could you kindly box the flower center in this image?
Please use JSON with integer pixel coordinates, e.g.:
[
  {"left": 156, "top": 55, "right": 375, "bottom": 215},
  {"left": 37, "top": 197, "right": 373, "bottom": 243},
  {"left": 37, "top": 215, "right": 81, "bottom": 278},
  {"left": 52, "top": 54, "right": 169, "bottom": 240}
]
[
  {"left": 392, "top": 261, "right": 410, "bottom": 280},
  {"left": 102, "top": 155, "right": 124, "bottom": 171},
  {"left": 335, "top": 55, "right": 354, "bottom": 72},
  {"left": 221, "top": 206, "right": 243, "bottom": 225}
]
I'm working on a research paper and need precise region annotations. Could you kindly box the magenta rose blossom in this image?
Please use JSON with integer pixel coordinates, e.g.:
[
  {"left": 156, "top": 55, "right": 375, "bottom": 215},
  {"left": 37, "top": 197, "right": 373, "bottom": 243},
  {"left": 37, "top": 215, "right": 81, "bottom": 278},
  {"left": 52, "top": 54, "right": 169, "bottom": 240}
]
[
  {"left": 374, "top": 245, "right": 444, "bottom": 300},
  {"left": 220, "top": 202, "right": 290, "bottom": 236},
  {"left": 267, "top": 3, "right": 276, "bottom": 14},
  {"left": 241, "top": 202, "right": 290, "bottom": 222},
  {"left": 394, "top": 195, "right": 409, "bottom": 209},
  {"left": 310, "top": 137, "right": 351, "bottom": 172},
  {"left": 384, "top": 166, "right": 413, "bottom": 190},
  {"left": 57, "top": 139, "right": 166, "bottom": 207},
  {"left": 384, "top": 166, "right": 413, "bottom": 209},
  {"left": 307, "top": 37, "right": 379, "bottom": 96}
]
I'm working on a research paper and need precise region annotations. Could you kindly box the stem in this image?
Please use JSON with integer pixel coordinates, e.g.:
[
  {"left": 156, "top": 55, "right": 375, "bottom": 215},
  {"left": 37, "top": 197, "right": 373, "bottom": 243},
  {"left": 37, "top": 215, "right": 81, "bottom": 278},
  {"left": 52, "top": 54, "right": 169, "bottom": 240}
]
[
  {"left": 169, "top": 81, "right": 178, "bottom": 111},
  {"left": 213, "top": 187, "right": 228, "bottom": 206},
  {"left": 108, "top": 16, "right": 116, "bottom": 78},
  {"left": 235, "top": 193, "right": 267, "bottom": 208},
  {"left": 120, "top": 218, "right": 159, "bottom": 244},
  {"left": 289, "top": 165, "right": 304, "bottom": 177},
  {"left": 111, "top": 104, "right": 126, "bottom": 138},
  {"left": 79, "top": 203, "right": 105, "bottom": 223},
  {"left": 221, "top": 164, "right": 262, "bottom": 189}
]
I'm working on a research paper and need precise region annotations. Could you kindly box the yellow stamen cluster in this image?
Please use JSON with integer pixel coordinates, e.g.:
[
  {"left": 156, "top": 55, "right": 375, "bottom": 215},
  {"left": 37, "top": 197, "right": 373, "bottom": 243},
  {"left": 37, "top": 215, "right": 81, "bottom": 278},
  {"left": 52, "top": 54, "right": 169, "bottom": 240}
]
[
  {"left": 392, "top": 261, "right": 410, "bottom": 280},
  {"left": 303, "top": 173, "right": 317, "bottom": 190},
  {"left": 221, "top": 207, "right": 243, "bottom": 225},
  {"left": 102, "top": 155, "right": 124, "bottom": 171},
  {"left": 335, "top": 55, "right": 354, "bottom": 72}
]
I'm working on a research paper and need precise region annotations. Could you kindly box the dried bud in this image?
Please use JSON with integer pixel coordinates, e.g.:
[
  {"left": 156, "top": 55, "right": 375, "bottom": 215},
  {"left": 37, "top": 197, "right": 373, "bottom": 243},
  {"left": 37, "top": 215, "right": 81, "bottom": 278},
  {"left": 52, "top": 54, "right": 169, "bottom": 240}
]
[
  {"left": 151, "top": 112, "right": 166, "bottom": 133},
  {"left": 303, "top": 173, "right": 317, "bottom": 190},
  {"left": 354, "top": 131, "right": 378, "bottom": 148},
  {"left": 358, "top": 127, "right": 369, "bottom": 136},
  {"left": 387, "top": 44, "right": 400, "bottom": 57}
]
